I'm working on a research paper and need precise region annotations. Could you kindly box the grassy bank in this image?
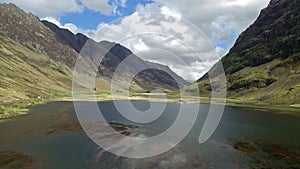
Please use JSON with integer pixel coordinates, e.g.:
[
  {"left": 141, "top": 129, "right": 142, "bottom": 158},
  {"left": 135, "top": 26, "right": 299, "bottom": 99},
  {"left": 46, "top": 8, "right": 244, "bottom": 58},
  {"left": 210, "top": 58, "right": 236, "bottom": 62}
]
[{"left": 1, "top": 91, "right": 300, "bottom": 120}]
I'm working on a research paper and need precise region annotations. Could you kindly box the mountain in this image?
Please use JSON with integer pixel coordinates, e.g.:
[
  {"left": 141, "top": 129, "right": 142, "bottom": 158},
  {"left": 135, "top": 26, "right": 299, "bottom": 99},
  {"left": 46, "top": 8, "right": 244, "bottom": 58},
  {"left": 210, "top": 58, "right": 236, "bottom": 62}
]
[
  {"left": 0, "top": 3, "right": 76, "bottom": 107},
  {"left": 41, "top": 20, "right": 88, "bottom": 53},
  {"left": 42, "top": 20, "right": 190, "bottom": 91},
  {"left": 0, "top": 34, "right": 72, "bottom": 104},
  {"left": 0, "top": 3, "right": 78, "bottom": 68},
  {"left": 196, "top": 0, "right": 300, "bottom": 106},
  {"left": 95, "top": 41, "right": 191, "bottom": 90},
  {"left": 0, "top": 2, "right": 189, "bottom": 101},
  {"left": 145, "top": 61, "right": 190, "bottom": 88}
]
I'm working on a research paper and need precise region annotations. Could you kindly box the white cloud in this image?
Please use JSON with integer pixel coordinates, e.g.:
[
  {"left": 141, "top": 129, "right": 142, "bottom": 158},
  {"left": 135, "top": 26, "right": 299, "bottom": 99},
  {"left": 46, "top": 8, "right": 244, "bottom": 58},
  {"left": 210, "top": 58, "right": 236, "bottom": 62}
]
[
  {"left": 221, "top": 0, "right": 252, "bottom": 7},
  {"left": 132, "top": 39, "right": 150, "bottom": 52},
  {"left": 63, "top": 23, "right": 82, "bottom": 34},
  {"left": 1, "top": 0, "right": 127, "bottom": 17},
  {"left": 42, "top": 17, "right": 62, "bottom": 27},
  {"left": 152, "top": 0, "right": 271, "bottom": 44},
  {"left": 2, "top": 0, "right": 271, "bottom": 81},
  {"left": 42, "top": 17, "right": 94, "bottom": 36},
  {"left": 80, "top": 0, "right": 113, "bottom": 15},
  {"left": 86, "top": 0, "right": 270, "bottom": 81},
  {"left": 80, "top": 0, "right": 128, "bottom": 15},
  {"left": 2, "top": 0, "right": 84, "bottom": 17},
  {"left": 161, "top": 6, "right": 181, "bottom": 19}
]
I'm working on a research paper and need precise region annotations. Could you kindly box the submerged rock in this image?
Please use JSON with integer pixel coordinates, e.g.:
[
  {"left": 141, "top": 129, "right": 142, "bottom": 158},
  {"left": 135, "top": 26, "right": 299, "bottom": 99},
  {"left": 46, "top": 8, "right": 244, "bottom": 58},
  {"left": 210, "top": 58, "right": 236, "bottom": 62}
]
[
  {"left": 263, "top": 145, "right": 300, "bottom": 160},
  {"left": 108, "top": 122, "right": 138, "bottom": 131},
  {"left": 0, "top": 151, "right": 35, "bottom": 169},
  {"left": 233, "top": 142, "right": 257, "bottom": 153}
]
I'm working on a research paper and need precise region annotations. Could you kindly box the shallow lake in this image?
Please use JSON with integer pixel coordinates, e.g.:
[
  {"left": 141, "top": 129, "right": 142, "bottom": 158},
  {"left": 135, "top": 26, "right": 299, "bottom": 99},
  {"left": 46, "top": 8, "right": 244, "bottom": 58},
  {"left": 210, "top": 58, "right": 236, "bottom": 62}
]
[{"left": 0, "top": 101, "right": 299, "bottom": 169}]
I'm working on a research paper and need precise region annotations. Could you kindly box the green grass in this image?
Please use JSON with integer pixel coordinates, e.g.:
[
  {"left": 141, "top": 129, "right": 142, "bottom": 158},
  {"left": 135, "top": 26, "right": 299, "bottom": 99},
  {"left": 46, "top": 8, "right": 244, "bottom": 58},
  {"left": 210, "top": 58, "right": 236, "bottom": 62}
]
[
  {"left": 0, "top": 35, "right": 74, "bottom": 118},
  {"left": 195, "top": 58, "right": 300, "bottom": 109},
  {"left": 0, "top": 106, "right": 4, "bottom": 114}
]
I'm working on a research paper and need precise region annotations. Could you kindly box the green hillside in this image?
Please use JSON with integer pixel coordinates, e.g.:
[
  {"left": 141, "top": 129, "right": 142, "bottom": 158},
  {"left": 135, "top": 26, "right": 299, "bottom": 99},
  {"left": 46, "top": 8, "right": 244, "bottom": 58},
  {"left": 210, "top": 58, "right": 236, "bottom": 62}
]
[
  {"left": 0, "top": 35, "right": 73, "bottom": 118},
  {"left": 195, "top": 0, "right": 300, "bottom": 108}
]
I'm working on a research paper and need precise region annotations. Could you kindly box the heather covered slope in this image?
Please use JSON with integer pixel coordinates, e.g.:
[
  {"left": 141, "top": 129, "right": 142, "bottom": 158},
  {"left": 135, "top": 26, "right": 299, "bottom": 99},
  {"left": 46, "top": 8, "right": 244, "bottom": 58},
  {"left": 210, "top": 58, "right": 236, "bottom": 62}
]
[{"left": 195, "top": 0, "right": 300, "bottom": 107}]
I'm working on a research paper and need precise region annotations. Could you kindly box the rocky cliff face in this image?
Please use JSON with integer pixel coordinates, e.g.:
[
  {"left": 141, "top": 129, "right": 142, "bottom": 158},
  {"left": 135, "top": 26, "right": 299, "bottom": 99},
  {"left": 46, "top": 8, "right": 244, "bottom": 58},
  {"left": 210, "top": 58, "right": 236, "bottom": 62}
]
[
  {"left": 0, "top": 3, "right": 78, "bottom": 67},
  {"left": 222, "top": 0, "right": 300, "bottom": 74},
  {"left": 196, "top": 0, "right": 300, "bottom": 105}
]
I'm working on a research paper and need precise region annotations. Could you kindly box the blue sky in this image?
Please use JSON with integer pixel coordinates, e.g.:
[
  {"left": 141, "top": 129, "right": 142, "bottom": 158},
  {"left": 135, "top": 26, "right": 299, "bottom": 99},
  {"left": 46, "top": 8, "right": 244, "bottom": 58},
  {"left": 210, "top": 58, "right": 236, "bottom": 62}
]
[
  {"left": 60, "top": 0, "right": 154, "bottom": 30},
  {"left": 1, "top": 0, "right": 270, "bottom": 81}
]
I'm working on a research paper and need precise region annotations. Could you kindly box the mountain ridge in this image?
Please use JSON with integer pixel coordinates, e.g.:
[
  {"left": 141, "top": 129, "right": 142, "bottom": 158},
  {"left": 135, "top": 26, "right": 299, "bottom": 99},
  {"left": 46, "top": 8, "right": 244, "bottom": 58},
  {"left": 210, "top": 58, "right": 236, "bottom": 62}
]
[
  {"left": 41, "top": 20, "right": 191, "bottom": 90},
  {"left": 41, "top": 20, "right": 89, "bottom": 53},
  {"left": 0, "top": 3, "right": 79, "bottom": 67},
  {"left": 0, "top": 2, "right": 190, "bottom": 95}
]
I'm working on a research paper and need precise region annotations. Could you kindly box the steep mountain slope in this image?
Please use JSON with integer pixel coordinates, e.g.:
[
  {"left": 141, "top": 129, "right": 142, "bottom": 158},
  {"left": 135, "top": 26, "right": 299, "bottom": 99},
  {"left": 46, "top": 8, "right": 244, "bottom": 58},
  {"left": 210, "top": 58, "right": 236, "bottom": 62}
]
[
  {"left": 196, "top": 0, "right": 300, "bottom": 106},
  {"left": 41, "top": 20, "right": 88, "bottom": 53},
  {"left": 96, "top": 41, "right": 191, "bottom": 90},
  {"left": 0, "top": 3, "right": 79, "bottom": 67},
  {"left": 42, "top": 20, "right": 190, "bottom": 91},
  {"left": 145, "top": 61, "right": 191, "bottom": 88},
  {"left": 0, "top": 34, "right": 72, "bottom": 117},
  {"left": 0, "top": 3, "right": 190, "bottom": 98}
]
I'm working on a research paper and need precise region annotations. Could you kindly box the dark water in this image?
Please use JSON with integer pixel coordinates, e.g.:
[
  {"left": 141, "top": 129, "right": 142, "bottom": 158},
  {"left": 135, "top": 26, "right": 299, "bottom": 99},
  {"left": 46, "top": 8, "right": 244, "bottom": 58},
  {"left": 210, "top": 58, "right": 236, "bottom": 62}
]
[{"left": 0, "top": 101, "right": 299, "bottom": 169}]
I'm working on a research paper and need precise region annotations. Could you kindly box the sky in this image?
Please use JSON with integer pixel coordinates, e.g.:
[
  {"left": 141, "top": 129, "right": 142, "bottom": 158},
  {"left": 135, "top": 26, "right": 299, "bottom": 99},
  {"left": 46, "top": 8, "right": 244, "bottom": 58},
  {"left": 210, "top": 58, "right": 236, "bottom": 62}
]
[{"left": 1, "top": 0, "right": 271, "bottom": 82}]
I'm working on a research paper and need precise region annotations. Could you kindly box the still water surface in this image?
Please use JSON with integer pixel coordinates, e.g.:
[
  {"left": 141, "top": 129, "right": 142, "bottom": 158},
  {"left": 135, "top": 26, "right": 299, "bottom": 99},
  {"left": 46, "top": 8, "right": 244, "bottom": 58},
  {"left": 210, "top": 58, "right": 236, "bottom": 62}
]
[{"left": 0, "top": 101, "right": 299, "bottom": 169}]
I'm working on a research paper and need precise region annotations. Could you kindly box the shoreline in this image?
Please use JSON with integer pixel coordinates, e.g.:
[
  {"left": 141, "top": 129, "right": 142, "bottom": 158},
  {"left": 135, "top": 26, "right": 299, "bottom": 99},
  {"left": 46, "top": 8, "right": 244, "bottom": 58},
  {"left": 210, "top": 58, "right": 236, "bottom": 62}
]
[{"left": 1, "top": 94, "right": 300, "bottom": 120}]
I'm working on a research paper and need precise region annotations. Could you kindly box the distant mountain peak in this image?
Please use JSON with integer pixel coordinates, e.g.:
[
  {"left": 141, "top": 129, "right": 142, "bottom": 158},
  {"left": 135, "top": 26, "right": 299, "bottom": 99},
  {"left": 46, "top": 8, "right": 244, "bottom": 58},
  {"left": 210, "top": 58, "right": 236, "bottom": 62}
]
[
  {"left": 41, "top": 20, "right": 89, "bottom": 53},
  {"left": 1, "top": 3, "right": 21, "bottom": 11},
  {"left": 0, "top": 3, "right": 40, "bottom": 25}
]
